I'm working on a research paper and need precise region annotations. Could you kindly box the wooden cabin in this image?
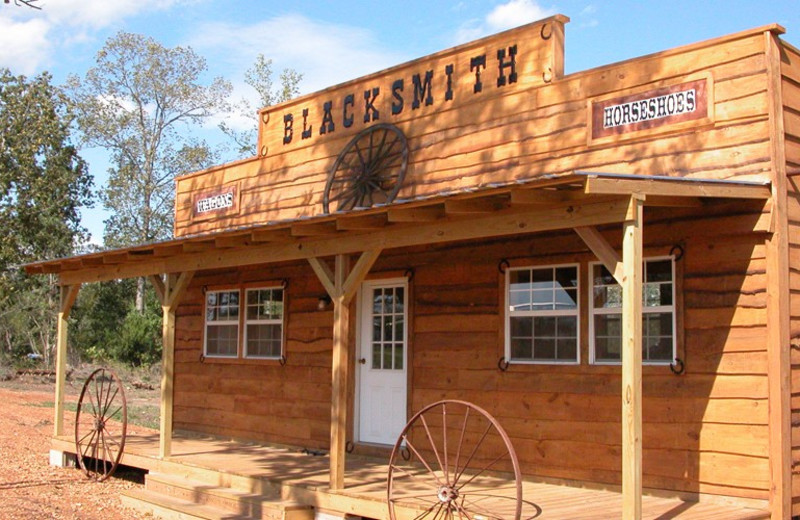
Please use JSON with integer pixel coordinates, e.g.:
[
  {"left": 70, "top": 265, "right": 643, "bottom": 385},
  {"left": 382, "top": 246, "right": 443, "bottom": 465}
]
[{"left": 25, "top": 15, "right": 800, "bottom": 520}]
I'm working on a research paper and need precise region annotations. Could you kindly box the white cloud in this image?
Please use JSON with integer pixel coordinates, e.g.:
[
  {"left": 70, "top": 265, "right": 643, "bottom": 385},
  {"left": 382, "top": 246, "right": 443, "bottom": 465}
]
[
  {"left": 455, "top": 0, "right": 556, "bottom": 43},
  {"left": 187, "top": 14, "right": 407, "bottom": 96},
  {"left": 0, "top": 0, "right": 193, "bottom": 76},
  {"left": 0, "top": 16, "right": 50, "bottom": 75}
]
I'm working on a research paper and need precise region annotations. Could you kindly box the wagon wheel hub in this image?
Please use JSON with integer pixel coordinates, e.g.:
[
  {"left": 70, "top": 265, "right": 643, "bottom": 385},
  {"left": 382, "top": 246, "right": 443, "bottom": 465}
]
[
  {"left": 93, "top": 417, "right": 105, "bottom": 432},
  {"left": 437, "top": 485, "right": 459, "bottom": 503}
]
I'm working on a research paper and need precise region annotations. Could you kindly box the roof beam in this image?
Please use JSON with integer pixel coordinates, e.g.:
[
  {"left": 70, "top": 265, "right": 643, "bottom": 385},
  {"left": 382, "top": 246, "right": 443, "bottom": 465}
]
[
  {"left": 57, "top": 198, "right": 633, "bottom": 285},
  {"left": 583, "top": 175, "right": 771, "bottom": 199},
  {"left": 251, "top": 228, "right": 294, "bottom": 243},
  {"left": 291, "top": 221, "right": 339, "bottom": 237},
  {"left": 444, "top": 197, "right": 506, "bottom": 214},
  {"left": 387, "top": 205, "right": 445, "bottom": 222},
  {"left": 336, "top": 213, "right": 388, "bottom": 230}
]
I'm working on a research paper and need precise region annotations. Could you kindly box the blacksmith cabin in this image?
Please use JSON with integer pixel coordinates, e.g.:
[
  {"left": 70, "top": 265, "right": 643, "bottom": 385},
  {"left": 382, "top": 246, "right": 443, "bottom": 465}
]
[{"left": 24, "top": 16, "right": 800, "bottom": 520}]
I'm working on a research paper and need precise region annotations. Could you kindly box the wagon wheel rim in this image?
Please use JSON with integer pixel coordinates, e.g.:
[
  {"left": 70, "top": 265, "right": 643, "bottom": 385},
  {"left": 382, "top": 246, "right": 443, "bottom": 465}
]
[
  {"left": 74, "top": 368, "right": 127, "bottom": 482},
  {"left": 323, "top": 123, "right": 409, "bottom": 213},
  {"left": 387, "top": 399, "right": 522, "bottom": 520}
]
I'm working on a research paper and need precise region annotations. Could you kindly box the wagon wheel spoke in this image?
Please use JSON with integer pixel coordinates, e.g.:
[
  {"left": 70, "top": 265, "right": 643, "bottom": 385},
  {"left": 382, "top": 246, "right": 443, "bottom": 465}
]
[
  {"left": 75, "top": 368, "right": 127, "bottom": 482},
  {"left": 323, "top": 124, "right": 408, "bottom": 213},
  {"left": 387, "top": 400, "right": 523, "bottom": 520}
]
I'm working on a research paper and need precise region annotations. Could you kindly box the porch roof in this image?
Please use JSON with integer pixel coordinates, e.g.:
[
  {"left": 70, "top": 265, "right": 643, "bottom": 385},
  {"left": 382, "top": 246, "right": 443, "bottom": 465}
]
[{"left": 23, "top": 171, "right": 770, "bottom": 285}]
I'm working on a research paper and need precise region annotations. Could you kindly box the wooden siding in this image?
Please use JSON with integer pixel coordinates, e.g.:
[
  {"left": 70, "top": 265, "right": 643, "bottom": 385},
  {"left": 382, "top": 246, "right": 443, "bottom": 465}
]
[
  {"left": 173, "top": 27, "right": 775, "bottom": 238},
  {"left": 780, "top": 41, "right": 800, "bottom": 516},
  {"left": 172, "top": 202, "right": 770, "bottom": 500}
]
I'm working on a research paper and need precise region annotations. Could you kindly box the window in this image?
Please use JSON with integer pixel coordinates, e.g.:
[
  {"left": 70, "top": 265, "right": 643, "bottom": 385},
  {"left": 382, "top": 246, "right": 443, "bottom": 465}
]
[
  {"left": 590, "top": 257, "right": 675, "bottom": 364},
  {"left": 505, "top": 264, "right": 579, "bottom": 364},
  {"left": 204, "top": 290, "right": 240, "bottom": 357},
  {"left": 244, "top": 287, "right": 284, "bottom": 359}
]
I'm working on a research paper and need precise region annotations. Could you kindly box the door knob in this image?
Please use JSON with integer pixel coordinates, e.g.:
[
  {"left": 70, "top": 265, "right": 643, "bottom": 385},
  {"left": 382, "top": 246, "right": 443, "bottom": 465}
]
[{"left": 358, "top": 358, "right": 366, "bottom": 365}]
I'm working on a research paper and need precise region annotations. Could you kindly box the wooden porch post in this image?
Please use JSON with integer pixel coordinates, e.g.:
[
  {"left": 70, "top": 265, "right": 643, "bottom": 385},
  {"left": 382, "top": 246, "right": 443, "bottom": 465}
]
[
  {"left": 308, "top": 249, "right": 382, "bottom": 491},
  {"left": 54, "top": 283, "right": 81, "bottom": 437},
  {"left": 621, "top": 196, "right": 644, "bottom": 520},
  {"left": 149, "top": 271, "right": 194, "bottom": 459}
]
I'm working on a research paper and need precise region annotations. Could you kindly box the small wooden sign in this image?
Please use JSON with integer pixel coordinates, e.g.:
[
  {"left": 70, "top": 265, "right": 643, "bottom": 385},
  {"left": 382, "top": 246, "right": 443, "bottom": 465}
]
[
  {"left": 589, "top": 78, "right": 712, "bottom": 143},
  {"left": 191, "top": 185, "right": 239, "bottom": 221}
]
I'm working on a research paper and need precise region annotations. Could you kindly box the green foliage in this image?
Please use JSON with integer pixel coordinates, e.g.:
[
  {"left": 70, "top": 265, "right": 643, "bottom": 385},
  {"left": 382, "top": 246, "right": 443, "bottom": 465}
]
[
  {"left": 67, "top": 31, "right": 231, "bottom": 248},
  {"left": 69, "top": 280, "right": 163, "bottom": 367},
  {"left": 220, "top": 54, "right": 303, "bottom": 156},
  {"left": 0, "top": 69, "right": 93, "bottom": 364},
  {"left": 112, "top": 302, "right": 162, "bottom": 366}
]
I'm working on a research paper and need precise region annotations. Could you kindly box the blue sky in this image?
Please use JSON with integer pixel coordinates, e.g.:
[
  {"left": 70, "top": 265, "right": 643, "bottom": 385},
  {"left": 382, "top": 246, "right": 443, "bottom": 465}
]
[{"left": 1, "top": 0, "right": 799, "bottom": 244}]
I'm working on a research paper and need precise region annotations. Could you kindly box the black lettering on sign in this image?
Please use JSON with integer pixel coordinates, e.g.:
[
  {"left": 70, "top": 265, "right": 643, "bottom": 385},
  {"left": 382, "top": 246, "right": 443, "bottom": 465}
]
[
  {"left": 497, "top": 45, "right": 518, "bottom": 87},
  {"left": 301, "top": 108, "right": 312, "bottom": 139},
  {"left": 444, "top": 63, "right": 454, "bottom": 101},
  {"left": 364, "top": 87, "right": 380, "bottom": 123},
  {"left": 470, "top": 55, "right": 486, "bottom": 93},
  {"left": 391, "top": 79, "right": 404, "bottom": 115},
  {"left": 320, "top": 101, "right": 335, "bottom": 135},
  {"left": 343, "top": 93, "right": 355, "bottom": 128},
  {"left": 283, "top": 113, "right": 293, "bottom": 144},
  {"left": 412, "top": 70, "right": 434, "bottom": 109}
]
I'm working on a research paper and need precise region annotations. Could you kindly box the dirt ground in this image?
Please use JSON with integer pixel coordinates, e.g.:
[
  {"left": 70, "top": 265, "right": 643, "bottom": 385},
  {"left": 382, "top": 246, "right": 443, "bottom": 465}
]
[{"left": 0, "top": 370, "right": 159, "bottom": 519}]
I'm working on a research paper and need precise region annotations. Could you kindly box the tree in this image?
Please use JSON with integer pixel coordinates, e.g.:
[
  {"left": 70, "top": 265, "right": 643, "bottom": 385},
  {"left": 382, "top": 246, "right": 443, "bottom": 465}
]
[
  {"left": 220, "top": 54, "right": 302, "bottom": 156},
  {"left": 67, "top": 32, "right": 231, "bottom": 311},
  {"left": 0, "top": 69, "right": 92, "bottom": 364},
  {"left": 2, "top": 0, "right": 41, "bottom": 9}
]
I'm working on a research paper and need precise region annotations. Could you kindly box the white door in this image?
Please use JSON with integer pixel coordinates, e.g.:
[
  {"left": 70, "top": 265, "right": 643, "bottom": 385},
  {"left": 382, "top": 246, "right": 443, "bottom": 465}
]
[{"left": 358, "top": 279, "right": 408, "bottom": 445}]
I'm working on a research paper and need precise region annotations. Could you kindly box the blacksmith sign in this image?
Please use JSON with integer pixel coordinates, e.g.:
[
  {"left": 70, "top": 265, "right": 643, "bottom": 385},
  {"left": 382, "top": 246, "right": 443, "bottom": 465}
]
[{"left": 256, "top": 15, "right": 568, "bottom": 157}]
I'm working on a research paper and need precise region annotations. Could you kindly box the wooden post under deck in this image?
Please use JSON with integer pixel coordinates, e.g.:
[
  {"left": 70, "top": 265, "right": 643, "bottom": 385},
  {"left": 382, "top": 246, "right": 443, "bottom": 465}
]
[
  {"left": 308, "top": 249, "right": 382, "bottom": 491},
  {"left": 54, "top": 283, "right": 81, "bottom": 437},
  {"left": 621, "top": 196, "right": 644, "bottom": 520},
  {"left": 150, "top": 271, "right": 194, "bottom": 459}
]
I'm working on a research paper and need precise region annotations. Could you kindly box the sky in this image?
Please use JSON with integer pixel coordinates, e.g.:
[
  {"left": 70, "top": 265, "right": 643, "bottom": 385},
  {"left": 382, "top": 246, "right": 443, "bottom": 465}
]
[{"left": 1, "top": 0, "right": 799, "bottom": 244}]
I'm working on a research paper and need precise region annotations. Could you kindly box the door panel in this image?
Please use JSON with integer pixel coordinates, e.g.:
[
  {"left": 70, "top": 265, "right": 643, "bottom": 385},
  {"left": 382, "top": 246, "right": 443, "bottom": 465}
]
[{"left": 358, "top": 280, "right": 408, "bottom": 445}]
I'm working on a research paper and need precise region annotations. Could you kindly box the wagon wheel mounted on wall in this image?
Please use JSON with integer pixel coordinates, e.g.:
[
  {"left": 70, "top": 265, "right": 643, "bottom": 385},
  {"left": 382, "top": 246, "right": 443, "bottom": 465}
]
[
  {"left": 74, "top": 367, "right": 127, "bottom": 482},
  {"left": 323, "top": 123, "right": 409, "bottom": 213},
  {"left": 387, "top": 400, "right": 522, "bottom": 520}
]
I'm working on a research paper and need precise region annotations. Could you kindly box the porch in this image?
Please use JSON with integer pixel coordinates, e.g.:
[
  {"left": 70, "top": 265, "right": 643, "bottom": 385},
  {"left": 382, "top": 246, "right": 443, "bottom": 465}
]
[{"left": 52, "top": 433, "right": 769, "bottom": 520}]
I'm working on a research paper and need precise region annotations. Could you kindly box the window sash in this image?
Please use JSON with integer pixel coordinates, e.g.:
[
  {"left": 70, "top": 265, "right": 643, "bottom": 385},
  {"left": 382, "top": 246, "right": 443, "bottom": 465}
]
[
  {"left": 589, "top": 258, "right": 676, "bottom": 365},
  {"left": 204, "top": 290, "right": 240, "bottom": 358},
  {"left": 505, "top": 264, "right": 580, "bottom": 364},
  {"left": 244, "top": 287, "right": 284, "bottom": 359}
]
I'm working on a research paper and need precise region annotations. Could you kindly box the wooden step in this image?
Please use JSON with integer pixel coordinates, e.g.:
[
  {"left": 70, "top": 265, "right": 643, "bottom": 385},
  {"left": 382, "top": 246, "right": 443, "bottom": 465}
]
[
  {"left": 140, "top": 472, "right": 314, "bottom": 520},
  {"left": 121, "top": 489, "right": 250, "bottom": 520}
]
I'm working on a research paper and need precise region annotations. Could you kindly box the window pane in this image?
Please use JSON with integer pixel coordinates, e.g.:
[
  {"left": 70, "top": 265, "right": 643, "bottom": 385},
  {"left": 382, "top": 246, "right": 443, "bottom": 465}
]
[
  {"left": 510, "top": 316, "right": 532, "bottom": 338},
  {"left": 383, "top": 316, "right": 393, "bottom": 341},
  {"left": 533, "top": 316, "right": 556, "bottom": 337},
  {"left": 395, "top": 287, "right": 405, "bottom": 312},
  {"left": 372, "top": 343, "right": 382, "bottom": 369},
  {"left": 556, "top": 316, "right": 577, "bottom": 338},
  {"left": 383, "top": 343, "right": 393, "bottom": 370},
  {"left": 555, "top": 288, "right": 578, "bottom": 309},
  {"left": 510, "top": 269, "right": 531, "bottom": 290},
  {"left": 533, "top": 338, "right": 555, "bottom": 360},
  {"left": 394, "top": 343, "right": 403, "bottom": 370},
  {"left": 394, "top": 317, "right": 404, "bottom": 342},
  {"left": 207, "top": 324, "right": 238, "bottom": 356},
  {"left": 555, "top": 266, "right": 578, "bottom": 289},
  {"left": 593, "top": 264, "right": 615, "bottom": 286},
  {"left": 373, "top": 290, "right": 384, "bottom": 314},
  {"left": 511, "top": 337, "right": 532, "bottom": 360},
  {"left": 646, "top": 260, "right": 672, "bottom": 283},
  {"left": 557, "top": 339, "right": 577, "bottom": 360},
  {"left": 532, "top": 268, "right": 554, "bottom": 289},
  {"left": 509, "top": 290, "right": 531, "bottom": 311},
  {"left": 246, "top": 324, "right": 281, "bottom": 357}
]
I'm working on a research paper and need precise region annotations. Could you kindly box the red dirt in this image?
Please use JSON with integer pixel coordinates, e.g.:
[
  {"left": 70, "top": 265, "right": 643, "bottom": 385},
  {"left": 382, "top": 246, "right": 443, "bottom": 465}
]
[{"left": 0, "top": 386, "right": 152, "bottom": 519}]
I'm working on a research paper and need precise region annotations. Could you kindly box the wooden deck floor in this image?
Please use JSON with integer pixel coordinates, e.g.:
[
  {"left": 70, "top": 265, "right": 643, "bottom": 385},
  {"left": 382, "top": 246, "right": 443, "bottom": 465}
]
[{"left": 53, "top": 433, "right": 770, "bottom": 520}]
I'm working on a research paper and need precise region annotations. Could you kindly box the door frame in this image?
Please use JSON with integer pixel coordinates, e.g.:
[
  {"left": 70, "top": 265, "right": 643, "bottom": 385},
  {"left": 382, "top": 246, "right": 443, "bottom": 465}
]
[{"left": 354, "top": 276, "right": 410, "bottom": 445}]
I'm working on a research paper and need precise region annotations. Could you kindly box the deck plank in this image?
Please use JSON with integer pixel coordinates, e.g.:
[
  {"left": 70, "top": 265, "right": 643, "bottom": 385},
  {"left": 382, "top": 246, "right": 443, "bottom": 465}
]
[{"left": 53, "top": 434, "right": 769, "bottom": 520}]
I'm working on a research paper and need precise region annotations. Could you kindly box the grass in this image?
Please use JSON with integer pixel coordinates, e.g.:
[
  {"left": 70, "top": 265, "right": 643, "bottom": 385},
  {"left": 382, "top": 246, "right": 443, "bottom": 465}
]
[{"left": 27, "top": 400, "right": 160, "bottom": 430}]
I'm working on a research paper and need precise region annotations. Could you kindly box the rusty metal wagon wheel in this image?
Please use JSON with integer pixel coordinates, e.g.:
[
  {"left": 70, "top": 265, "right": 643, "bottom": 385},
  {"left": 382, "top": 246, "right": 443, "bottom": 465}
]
[
  {"left": 323, "top": 123, "right": 409, "bottom": 213},
  {"left": 388, "top": 400, "right": 522, "bottom": 520},
  {"left": 74, "top": 368, "right": 127, "bottom": 481}
]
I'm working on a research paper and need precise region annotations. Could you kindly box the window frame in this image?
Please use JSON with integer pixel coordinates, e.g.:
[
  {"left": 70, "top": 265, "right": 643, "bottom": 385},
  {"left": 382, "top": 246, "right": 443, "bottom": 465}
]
[
  {"left": 203, "top": 288, "right": 241, "bottom": 359},
  {"left": 504, "top": 262, "right": 581, "bottom": 365},
  {"left": 243, "top": 286, "right": 285, "bottom": 360},
  {"left": 589, "top": 256, "right": 677, "bottom": 366}
]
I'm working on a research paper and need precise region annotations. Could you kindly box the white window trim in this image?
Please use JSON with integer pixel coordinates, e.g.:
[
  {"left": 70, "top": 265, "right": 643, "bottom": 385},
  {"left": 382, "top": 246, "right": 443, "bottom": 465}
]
[
  {"left": 243, "top": 286, "right": 285, "bottom": 360},
  {"left": 504, "top": 263, "right": 581, "bottom": 365},
  {"left": 203, "top": 289, "right": 240, "bottom": 359},
  {"left": 589, "top": 256, "right": 677, "bottom": 366}
]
